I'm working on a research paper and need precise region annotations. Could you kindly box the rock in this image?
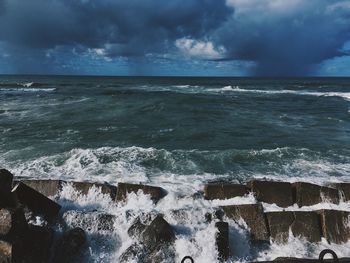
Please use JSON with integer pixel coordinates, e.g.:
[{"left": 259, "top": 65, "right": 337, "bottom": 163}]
[
  {"left": 22, "top": 225, "right": 54, "bottom": 263},
  {"left": 214, "top": 209, "right": 225, "bottom": 221},
  {"left": 330, "top": 183, "right": 350, "bottom": 202},
  {"left": 141, "top": 215, "right": 175, "bottom": 252},
  {"left": 292, "top": 212, "right": 322, "bottom": 242},
  {"left": 0, "top": 169, "right": 13, "bottom": 193},
  {"left": 266, "top": 212, "right": 293, "bottom": 243},
  {"left": 318, "top": 209, "right": 350, "bottom": 244},
  {"left": 21, "top": 180, "right": 63, "bottom": 198},
  {"left": 293, "top": 182, "right": 339, "bottom": 207},
  {"left": 168, "top": 209, "right": 190, "bottom": 224},
  {"left": 0, "top": 240, "right": 12, "bottom": 262},
  {"left": 70, "top": 181, "right": 117, "bottom": 200},
  {"left": 265, "top": 211, "right": 322, "bottom": 243},
  {"left": 0, "top": 225, "right": 53, "bottom": 263},
  {"left": 119, "top": 243, "right": 147, "bottom": 263},
  {"left": 204, "top": 183, "right": 248, "bottom": 200},
  {"left": 192, "top": 191, "right": 204, "bottom": 200},
  {"left": 215, "top": 222, "right": 229, "bottom": 261},
  {"left": 0, "top": 170, "right": 17, "bottom": 208},
  {"left": 116, "top": 183, "right": 166, "bottom": 203},
  {"left": 20, "top": 180, "right": 118, "bottom": 200},
  {"left": 204, "top": 212, "right": 212, "bottom": 223},
  {"left": 248, "top": 180, "right": 294, "bottom": 207},
  {"left": 0, "top": 208, "right": 27, "bottom": 241},
  {"left": 148, "top": 245, "right": 176, "bottom": 263},
  {"left": 12, "top": 182, "right": 61, "bottom": 221},
  {"left": 53, "top": 227, "right": 87, "bottom": 263},
  {"left": 221, "top": 204, "right": 269, "bottom": 242},
  {"left": 62, "top": 210, "right": 115, "bottom": 231},
  {"left": 128, "top": 217, "right": 146, "bottom": 239}
]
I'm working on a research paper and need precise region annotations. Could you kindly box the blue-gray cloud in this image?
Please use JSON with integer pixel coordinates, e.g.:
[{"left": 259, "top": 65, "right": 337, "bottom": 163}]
[{"left": 1, "top": 0, "right": 350, "bottom": 75}]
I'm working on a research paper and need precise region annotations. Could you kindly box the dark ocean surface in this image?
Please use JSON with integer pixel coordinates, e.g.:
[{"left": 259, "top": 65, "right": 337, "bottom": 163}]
[
  {"left": 1, "top": 76, "right": 349, "bottom": 182},
  {"left": 0, "top": 76, "right": 349, "bottom": 262}
]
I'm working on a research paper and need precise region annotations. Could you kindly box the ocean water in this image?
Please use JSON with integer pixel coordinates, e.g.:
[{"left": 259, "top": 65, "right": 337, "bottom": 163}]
[{"left": 0, "top": 75, "right": 350, "bottom": 262}]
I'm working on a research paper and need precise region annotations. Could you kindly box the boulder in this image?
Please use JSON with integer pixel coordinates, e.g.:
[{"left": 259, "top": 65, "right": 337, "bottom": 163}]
[
  {"left": 247, "top": 181, "right": 294, "bottom": 207},
  {"left": 22, "top": 225, "right": 54, "bottom": 263},
  {"left": 12, "top": 182, "right": 61, "bottom": 221},
  {"left": 318, "top": 209, "right": 350, "bottom": 244},
  {"left": 0, "top": 208, "right": 27, "bottom": 241},
  {"left": 215, "top": 222, "right": 229, "bottom": 261},
  {"left": 0, "top": 240, "right": 17, "bottom": 263},
  {"left": 204, "top": 183, "right": 248, "bottom": 200},
  {"left": 221, "top": 204, "right": 269, "bottom": 242},
  {"left": 116, "top": 183, "right": 166, "bottom": 203},
  {"left": 0, "top": 224, "right": 53, "bottom": 263},
  {"left": 21, "top": 180, "right": 63, "bottom": 198},
  {"left": 70, "top": 181, "right": 117, "bottom": 200},
  {"left": 147, "top": 245, "right": 176, "bottom": 263},
  {"left": 121, "top": 215, "right": 176, "bottom": 263},
  {"left": 292, "top": 212, "right": 322, "bottom": 242},
  {"left": 0, "top": 170, "right": 17, "bottom": 208},
  {"left": 62, "top": 210, "right": 115, "bottom": 231},
  {"left": 266, "top": 211, "right": 294, "bottom": 243},
  {"left": 119, "top": 243, "right": 147, "bottom": 263},
  {"left": 20, "top": 180, "right": 118, "bottom": 200},
  {"left": 53, "top": 227, "right": 87, "bottom": 263},
  {"left": 141, "top": 215, "right": 175, "bottom": 252},
  {"left": 128, "top": 217, "right": 146, "bottom": 239},
  {"left": 293, "top": 182, "right": 339, "bottom": 207},
  {"left": 330, "top": 183, "right": 350, "bottom": 202},
  {"left": 265, "top": 211, "right": 322, "bottom": 243},
  {"left": 0, "top": 169, "right": 13, "bottom": 193}
]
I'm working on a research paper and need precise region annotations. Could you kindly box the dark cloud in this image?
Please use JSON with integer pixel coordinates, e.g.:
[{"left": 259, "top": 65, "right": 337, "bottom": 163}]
[
  {"left": 1, "top": 0, "right": 350, "bottom": 75},
  {"left": 0, "top": 0, "right": 230, "bottom": 52},
  {"left": 211, "top": 0, "right": 350, "bottom": 75}
]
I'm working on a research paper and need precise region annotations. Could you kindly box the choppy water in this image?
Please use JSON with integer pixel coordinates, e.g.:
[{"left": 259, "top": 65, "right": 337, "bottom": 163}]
[{"left": 0, "top": 76, "right": 350, "bottom": 262}]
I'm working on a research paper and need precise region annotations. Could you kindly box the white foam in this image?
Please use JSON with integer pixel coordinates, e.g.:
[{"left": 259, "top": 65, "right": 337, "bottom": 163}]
[
  {"left": 53, "top": 180, "right": 350, "bottom": 263},
  {"left": 216, "top": 86, "right": 350, "bottom": 101},
  {"left": 22, "top": 82, "right": 35, "bottom": 88},
  {"left": 2, "top": 146, "right": 350, "bottom": 262},
  {"left": 0, "top": 87, "right": 56, "bottom": 93}
]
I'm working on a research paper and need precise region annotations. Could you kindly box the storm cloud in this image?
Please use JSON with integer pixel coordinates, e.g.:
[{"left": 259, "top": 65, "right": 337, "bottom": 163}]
[{"left": 1, "top": 0, "right": 350, "bottom": 75}]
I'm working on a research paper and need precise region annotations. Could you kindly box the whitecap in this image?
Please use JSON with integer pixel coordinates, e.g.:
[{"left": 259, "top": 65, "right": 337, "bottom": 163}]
[
  {"left": 22, "top": 82, "right": 35, "bottom": 88},
  {"left": 0, "top": 87, "right": 56, "bottom": 93},
  {"left": 216, "top": 86, "right": 350, "bottom": 101},
  {"left": 1, "top": 145, "right": 350, "bottom": 262}
]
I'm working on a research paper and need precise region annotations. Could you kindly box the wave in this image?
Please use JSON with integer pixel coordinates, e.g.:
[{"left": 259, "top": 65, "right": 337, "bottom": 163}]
[
  {"left": 0, "top": 87, "right": 56, "bottom": 93},
  {"left": 22, "top": 82, "right": 35, "bottom": 88},
  {"left": 142, "top": 84, "right": 350, "bottom": 101},
  {"left": 172, "top": 85, "right": 200, "bottom": 88},
  {"left": 216, "top": 86, "right": 350, "bottom": 101},
  {"left": 1, "top": 145, "right": 350, "bottom": 262},
  {"left": 55, "top": 178, "right": 350, "bottom": 263},
  {"left": 2, "top": 146, "right": 349, "bottom": 188},
  {"left": 0, "top": 81, "right": 44, "bottom": 88}
]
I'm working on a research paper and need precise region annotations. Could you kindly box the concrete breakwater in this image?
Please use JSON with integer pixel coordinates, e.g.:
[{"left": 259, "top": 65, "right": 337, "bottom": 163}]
[{"left": 0, "top": 168, "right": 349, "bottom": 262}]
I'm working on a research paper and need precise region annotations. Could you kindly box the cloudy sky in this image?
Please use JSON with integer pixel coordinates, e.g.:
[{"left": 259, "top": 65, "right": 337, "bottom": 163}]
[{"left": 1, "top": 0, "right": 350, "bottom": 76}]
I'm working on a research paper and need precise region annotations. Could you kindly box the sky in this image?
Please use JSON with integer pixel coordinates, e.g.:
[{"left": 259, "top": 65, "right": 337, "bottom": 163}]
[{"left": 1, "top": 0, "right": 350, "bottom": 76}]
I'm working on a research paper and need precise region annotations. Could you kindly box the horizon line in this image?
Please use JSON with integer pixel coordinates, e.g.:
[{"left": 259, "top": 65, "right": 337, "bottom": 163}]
[{"left": 1, "top": 73, "right": 350, "bottom": 78}]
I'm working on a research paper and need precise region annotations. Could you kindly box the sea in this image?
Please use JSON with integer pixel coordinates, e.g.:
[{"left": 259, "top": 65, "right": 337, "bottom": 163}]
[{"left": 0, "top": 75, "right": 349, "bottom": 262}]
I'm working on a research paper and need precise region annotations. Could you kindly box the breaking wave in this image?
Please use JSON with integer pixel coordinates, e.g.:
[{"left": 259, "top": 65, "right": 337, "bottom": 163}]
[
  {"left": 2, "top": 146, "right": 350, "bottom": 191},
  {"left": 216, "top": 86, "right": 350, "bottom": 101},
  {"left": 0, "top": 87, "right": 56, "bottom": 93}
]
